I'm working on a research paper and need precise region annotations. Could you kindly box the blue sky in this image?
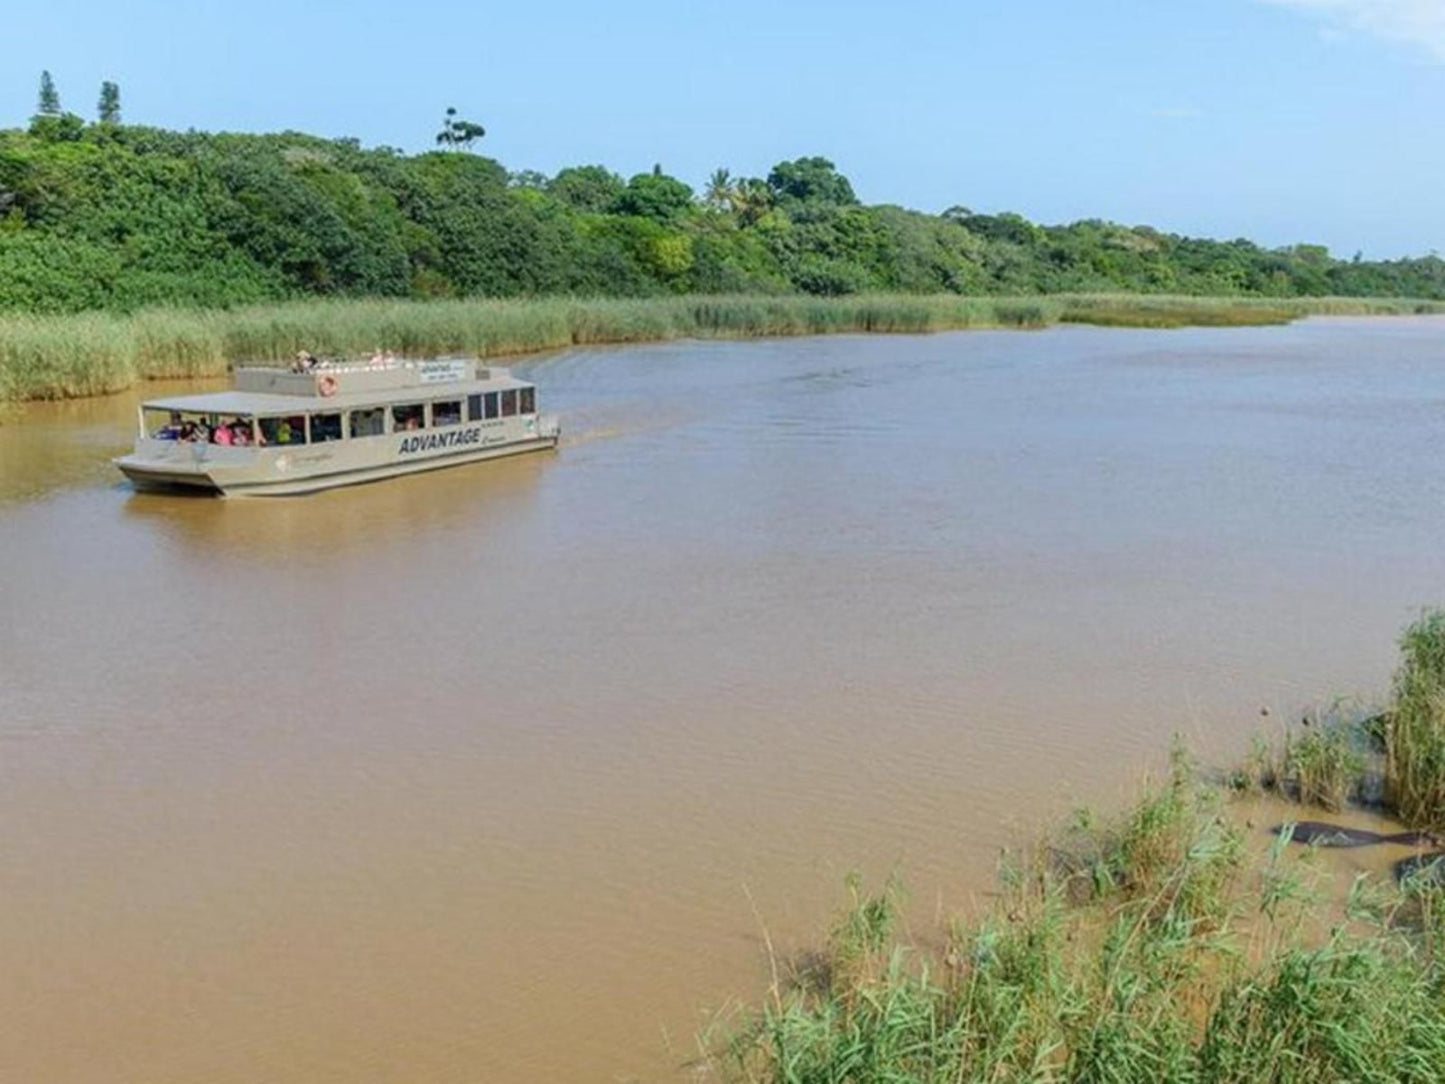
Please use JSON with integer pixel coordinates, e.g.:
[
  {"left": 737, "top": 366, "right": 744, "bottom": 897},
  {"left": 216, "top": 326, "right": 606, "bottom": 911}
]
[{"left": 5, "top": 0, "right": 1443, "bottom": 257}]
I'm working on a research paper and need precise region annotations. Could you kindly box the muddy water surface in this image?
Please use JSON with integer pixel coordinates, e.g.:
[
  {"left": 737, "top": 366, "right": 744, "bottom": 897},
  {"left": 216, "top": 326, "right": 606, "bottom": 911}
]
[{"left": 4, "top": 319, "right": 1445, "bottom": 1080}]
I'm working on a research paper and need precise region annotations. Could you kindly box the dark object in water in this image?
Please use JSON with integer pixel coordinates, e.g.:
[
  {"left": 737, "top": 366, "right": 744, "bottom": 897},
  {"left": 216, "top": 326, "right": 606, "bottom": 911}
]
[
  {"left": 1272, "top": 821, "right": 1434, "bottom": 847},
  {"left": 1394, "top": 852, "right": 1445, "bottom": 885}
]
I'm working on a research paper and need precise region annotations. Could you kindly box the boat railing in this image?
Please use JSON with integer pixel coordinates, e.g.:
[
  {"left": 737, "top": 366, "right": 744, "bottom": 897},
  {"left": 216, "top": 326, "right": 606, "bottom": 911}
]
[{"left": 233, "top": 357, "right": 488, "bottom": 397}]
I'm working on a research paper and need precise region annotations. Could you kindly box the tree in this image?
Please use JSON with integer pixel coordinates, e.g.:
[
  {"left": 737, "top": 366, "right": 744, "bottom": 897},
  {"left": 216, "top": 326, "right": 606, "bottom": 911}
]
[
  {"left": 509, "top": 169, "right": 548, "bottom": 190},
  {"left": 704, "top": 167, "right": 733, "bottom": 210},
  {"left": 610, "top": 172, "right": 694, "bottom": 222},
  {"left": 548, "top": 165, "right": 625, "bottom": 213},
  {"left": 435, "top": 107, "right": 486, "bottom": 151},
  {"left": 766, "top": 156, "right": 857, "bottom": 208},
  {"left": 728, "top": 177, "right": 773, "bottom": 225},
  {"left": 27, "top": 112, "right": 85, "bottom": 143},
  {"left": 37, "top": 71, "right": 60, "bottom": 116},
  {"left": 29, "top": 72, "right": 82, "bottom": 143},
  {"left": 98, "top": 81, "right": 121, "bottom": 124}
]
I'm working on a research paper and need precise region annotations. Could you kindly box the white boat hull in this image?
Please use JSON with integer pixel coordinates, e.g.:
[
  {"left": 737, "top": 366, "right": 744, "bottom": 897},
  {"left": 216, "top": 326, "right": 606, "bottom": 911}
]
[{"left": 116, "top": 418, "right": 559, "bottom": 497}]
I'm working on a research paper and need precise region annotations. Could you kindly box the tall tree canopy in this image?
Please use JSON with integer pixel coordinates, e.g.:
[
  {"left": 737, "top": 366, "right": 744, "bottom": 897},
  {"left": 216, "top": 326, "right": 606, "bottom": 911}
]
[
  {"left": 97, "top": 82, "right": 121, "bottom": 124},
  {"left": 767, "top": 156, "right": 858, "bottom": 208},
  {"left": 0, "top": 106, "right": 1441, "bottom": 314},
  {"left": 36, "top": 71, "right": 60, "bottom": 116}
]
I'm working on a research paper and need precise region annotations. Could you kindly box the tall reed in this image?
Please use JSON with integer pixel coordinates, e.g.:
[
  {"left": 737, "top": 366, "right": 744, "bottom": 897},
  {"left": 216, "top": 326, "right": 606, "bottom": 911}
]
[
  {"left": 1386, "top": 610, "right": 1445, "bottom": 827},
  {"left": 706, "top": 752, "right": 1445, "bottom": 1082},
  {"left": 6, "top": 292, "right": 1441, "bottom": 404}
]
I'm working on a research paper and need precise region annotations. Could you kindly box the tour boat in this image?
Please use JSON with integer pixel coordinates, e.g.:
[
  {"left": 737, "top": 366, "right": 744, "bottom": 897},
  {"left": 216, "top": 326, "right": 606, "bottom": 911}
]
[{"left": 114, "top": 357, "right": 560, "bottom": 496}]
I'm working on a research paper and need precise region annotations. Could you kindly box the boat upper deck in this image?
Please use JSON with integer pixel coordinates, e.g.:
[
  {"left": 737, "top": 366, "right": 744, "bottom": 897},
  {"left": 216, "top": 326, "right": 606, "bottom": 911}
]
[{"left": 142, "top": 358, "right": 532, "bottom": 416}]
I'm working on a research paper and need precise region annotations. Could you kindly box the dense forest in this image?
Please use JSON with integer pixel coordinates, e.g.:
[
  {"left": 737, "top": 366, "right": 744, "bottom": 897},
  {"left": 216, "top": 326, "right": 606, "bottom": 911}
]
[{"left": 3, "top": 76, "right": 1444, "bottom": 314}]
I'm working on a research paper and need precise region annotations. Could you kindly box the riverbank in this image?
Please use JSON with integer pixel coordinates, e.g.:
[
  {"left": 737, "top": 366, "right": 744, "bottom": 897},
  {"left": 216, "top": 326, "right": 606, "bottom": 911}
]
[
  {"left": 3, "top": 292, "right": 1443, "bottom": 403},
  {"left": 703, "top": 613, "right": 1445, "bottom": 1082}
]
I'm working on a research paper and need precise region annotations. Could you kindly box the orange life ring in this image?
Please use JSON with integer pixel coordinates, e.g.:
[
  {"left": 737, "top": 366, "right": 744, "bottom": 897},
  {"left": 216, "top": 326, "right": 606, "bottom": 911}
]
[{"left": 318, "top": 375, "right": 338, "bottom": 397}]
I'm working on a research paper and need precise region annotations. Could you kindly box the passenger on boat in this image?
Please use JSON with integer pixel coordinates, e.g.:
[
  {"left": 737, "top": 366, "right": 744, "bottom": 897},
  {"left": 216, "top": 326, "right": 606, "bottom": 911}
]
[
  {"left": 213, "top": 421, "right": 233, "bottom": 446},
  {"left": 231, "top": 421, "right": 252, "bottom": 446},
  {"left": 155, "top": 412, "right": 183, "bottom": 440},
  {"left": 291, "top": 350, "right": 320, "bottom": 374}
]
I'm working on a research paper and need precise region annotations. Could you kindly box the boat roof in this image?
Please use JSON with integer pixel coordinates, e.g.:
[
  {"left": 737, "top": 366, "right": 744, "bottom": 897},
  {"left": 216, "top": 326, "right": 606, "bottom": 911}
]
[{"left": 142, "top": 369, "right": 533, "bottom": 416}]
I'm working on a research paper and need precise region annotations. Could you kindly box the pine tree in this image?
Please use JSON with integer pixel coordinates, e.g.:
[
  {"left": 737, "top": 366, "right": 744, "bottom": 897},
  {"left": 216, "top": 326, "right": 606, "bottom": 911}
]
[
  {"left": 37, "top": 71, "right": 60, "bottom": 116},
  {"left": 98, "top": 81, "right": 121, "bottom": 124}
]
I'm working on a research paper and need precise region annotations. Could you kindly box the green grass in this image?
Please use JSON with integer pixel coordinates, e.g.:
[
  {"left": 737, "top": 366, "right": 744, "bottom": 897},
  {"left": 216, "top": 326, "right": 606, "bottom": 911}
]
[
  {"left": 1232, "top": 709, "right": 1370, "bottom": 811},
  {"left": 1059, "top": 295, "right": 1299, "bottom": 328},
  {"left": 704, "top": 752, "right": 1445, "bottom": 1083},
  {"left": 705, "top": 615, "right": 1445, "bottom": 1082},
  {"left": 4, "top": 292, "right": 1443, "bottom": 403},
  {"left": 1058, "top": 294, "right": 1445, "bottom": 329},
  {"left": 1386, "top": 611, "right": 1445, "bottom": 828}
]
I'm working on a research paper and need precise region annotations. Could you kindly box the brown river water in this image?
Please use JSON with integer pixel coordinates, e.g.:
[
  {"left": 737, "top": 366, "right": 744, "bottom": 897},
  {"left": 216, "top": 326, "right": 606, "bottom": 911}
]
[{"left": 3, "top": 318, "right": 1445, "bottom": 1081}]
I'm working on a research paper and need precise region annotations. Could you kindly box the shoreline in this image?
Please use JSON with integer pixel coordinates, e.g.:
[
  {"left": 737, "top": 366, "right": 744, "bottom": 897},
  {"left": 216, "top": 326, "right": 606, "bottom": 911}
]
[
  {"left": 703, "top": 613, "right": 1445, "bottom": 1081},
  {"left": 4, "top": 292, "right": 1444, "bottom": 405}
]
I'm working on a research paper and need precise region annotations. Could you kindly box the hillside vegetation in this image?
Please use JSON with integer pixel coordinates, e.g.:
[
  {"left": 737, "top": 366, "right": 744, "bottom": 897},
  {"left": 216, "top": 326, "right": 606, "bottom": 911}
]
[{"left": 5, "top": 105, "right": 1445, "bottom": 314}]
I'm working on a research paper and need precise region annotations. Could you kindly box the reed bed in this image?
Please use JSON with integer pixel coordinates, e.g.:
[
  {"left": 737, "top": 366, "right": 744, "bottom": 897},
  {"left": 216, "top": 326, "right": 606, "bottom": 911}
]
[
  {"left": 704, "top": 749, "right": 1445, "bottom": 1082},
  {"left": 1231, "top": 708, "right": 1372, "bottom": 811},
  {"left": 1233, "top": 610, "right": 1445, "bottom": 826},
  {"left": 1386, "top": 611, "right": 1445, "bottom": 827},
  {"left": 707, "top": 614, "right": 1445, "bottom": 1081},
  {"left": 5, "top": 292, "right": 1439, "bottom": 403}
]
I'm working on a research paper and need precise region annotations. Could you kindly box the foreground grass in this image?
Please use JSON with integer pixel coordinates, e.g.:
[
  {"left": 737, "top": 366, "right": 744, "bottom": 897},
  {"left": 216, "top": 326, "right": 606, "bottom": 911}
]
[
  {"left": 704, "top": 750, "right": 1445, "bottom": 1083},
  {"left": 704, "top": 613, "right": 1445, "bottom": 1082},
  {"left": 1387, "top": 611, "right": 1445, "bottom": 827},
  {"left": 3, "top": 292, "right": 1443, "bottom": 402},
  {"left": 1235, "top": 610, "right": 1445, "bottom": 830}
]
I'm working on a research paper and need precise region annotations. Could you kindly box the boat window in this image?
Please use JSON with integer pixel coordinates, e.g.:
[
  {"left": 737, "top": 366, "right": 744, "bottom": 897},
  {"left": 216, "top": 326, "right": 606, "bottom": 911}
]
[
  {"left": 210, "top": 416, "right": 254, "bottom": 446},
  {"left": 519, "top": 387, "right": 535, "bottom": 414},
  {"left": 467, "top": 393, "right": 483, "bottom": 422},
  {"left": 484, "top": 392, "right": 499, "bottom": 420},
  {"left": 349, "top": 407, "right": 385, "bottom": 438},
  {"left": 393, "top": 403, "right": 426, "bottom": 432},
  {"left": 501, "top": 389, "right": 518, "bottom": 417},
  {"left": 144, "top": 408, "right": 209, "bottom": 441},
  {"left": 259, "top": 416, "right": 307, "bottom": 446},
  {"left": 311, "top": 413, "right": 343, "bottom": 442},
  {"left": 432, "top": 399, "right": 462, "bottom": 427}
]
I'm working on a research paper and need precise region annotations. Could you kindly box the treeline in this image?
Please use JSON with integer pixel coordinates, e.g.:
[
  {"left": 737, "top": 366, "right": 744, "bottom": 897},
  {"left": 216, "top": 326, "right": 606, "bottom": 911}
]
[{"left": 3, "top": 89, "right": 1444, "bottom": 313}]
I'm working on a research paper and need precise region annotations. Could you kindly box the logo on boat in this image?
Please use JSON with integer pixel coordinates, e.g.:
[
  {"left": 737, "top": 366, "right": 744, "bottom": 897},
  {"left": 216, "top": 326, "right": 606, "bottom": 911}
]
[{"left": 398, "top": 427, "right": 484, "bottom": 455}]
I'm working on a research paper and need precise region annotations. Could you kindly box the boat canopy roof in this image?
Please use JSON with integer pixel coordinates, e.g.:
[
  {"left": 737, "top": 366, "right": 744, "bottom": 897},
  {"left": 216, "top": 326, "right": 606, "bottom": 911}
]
[{"left": 143, "top": 364, "right": 533, "bottom": 416}]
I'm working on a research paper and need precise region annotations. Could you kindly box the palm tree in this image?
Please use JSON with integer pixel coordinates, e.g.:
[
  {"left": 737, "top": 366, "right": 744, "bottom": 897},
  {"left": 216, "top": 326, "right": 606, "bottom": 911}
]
[
  {"left": 730, "top": 177, "right": 773, "bottom": 225},
  {"left": 705, "top": 167, "right": 733, "bottom": 210}
]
